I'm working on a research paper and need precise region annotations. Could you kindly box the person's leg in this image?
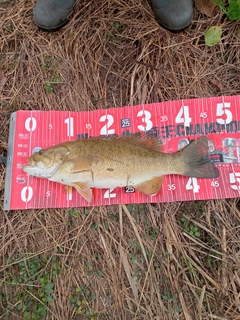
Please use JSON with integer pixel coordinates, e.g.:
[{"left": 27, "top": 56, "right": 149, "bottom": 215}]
[
  {"left": 151, "top": 0, "right": 193, "bottom": 31},
  {"left": 33, "top": 0, "right": 75, "bottom": 31},
  {"left": 33, "top": 0, "right": 193, "bottom": 32}
]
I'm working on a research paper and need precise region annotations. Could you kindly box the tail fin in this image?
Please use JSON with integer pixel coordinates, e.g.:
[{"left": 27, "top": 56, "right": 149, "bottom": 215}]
[{"left": 181, "top": 137, "right": 219, "bottom": 178}]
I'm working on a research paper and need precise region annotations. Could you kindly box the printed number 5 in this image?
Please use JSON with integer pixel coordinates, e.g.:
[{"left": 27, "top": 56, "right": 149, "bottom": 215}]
[
  {"left": 137, "top": 110, "right": 153, "bottom": 131},
  {"left": 230, "top": 172, "right": 240, "bottom": 190},
  {"left": 216, "top": 103, "right": 232, "bottom": 125}
]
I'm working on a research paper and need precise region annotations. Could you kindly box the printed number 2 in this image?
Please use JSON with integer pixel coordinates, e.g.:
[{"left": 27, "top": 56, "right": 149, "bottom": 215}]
[
  {"left": 137, "top": 110, "right": 153, "bottom": 131},
  {"left": 175, "top": 106, "right": 192, "bottom": 127},
  {"left": 100, "top": 115, "right": 115, "bottom": 135},
  {"left": 186, "top": 178, "right": 200, "bottom": 193},
  {"left": 216, "top": 103, "right": 232, "bottom": 125}
]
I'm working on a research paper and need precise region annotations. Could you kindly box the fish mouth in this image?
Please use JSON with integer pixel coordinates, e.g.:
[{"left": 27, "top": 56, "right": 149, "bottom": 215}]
[{"left": 23, "top": 162, "right": 60, "bottom": 178}]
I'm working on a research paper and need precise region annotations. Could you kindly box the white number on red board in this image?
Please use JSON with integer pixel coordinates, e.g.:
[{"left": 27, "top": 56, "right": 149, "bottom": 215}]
[
  {"left": 64, "top": 117, "right": 74, "bottom": 137},
  {"left": 167, "top": 184, "right": 176, "bottom": 191},
  {"left": 100, "top": 115, "right": 115, "bottom": 135},
  {"left": 85, "top": 123, "right": 92, "bottom": 129},
  {"left": 175, "top": 106, "right": 192, "bottom": 127},
  {"left": 216, "top": 103, "right": 232, "bottom": 125},
  {"left": 211, "top": 181, "right": 219, "bottom": 187},
  {"left": 160, "top": 115, "right": 168, "bottom": 122},
  {"left": 186, "top": 177, "right": 200, "bottom": 193},
  {"left": 21, "top": 186, "right": 33, "bottom": 202},
  {"left": 200, "top": 112, "right": 207, "bottom": 119},
  {"left": 137, "top": 110, "right": 153, "bottom": 131},
  {"left": 229, "top": 172, "right": 240, "bottom": 190},
  {"left": 25, "top": 117, "right": 37, "bottom": 132},
  {"left": 104, "top": 188, "right": 116, "bottom": 199}
]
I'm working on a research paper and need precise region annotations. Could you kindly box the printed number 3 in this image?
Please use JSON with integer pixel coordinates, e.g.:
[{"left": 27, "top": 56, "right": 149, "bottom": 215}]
[{"left": 137, "top": 110, "right": 153, "bottom": 131}]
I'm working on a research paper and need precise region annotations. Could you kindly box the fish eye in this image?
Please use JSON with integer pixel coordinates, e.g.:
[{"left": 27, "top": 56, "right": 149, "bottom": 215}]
[{"left": 39, "top": 150, "right": 43, "bottom": 155}]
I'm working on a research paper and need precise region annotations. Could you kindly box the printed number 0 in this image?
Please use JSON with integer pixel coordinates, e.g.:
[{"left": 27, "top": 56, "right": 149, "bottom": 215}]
[
  {"left": 21, "top": 186, "right": 33, "bottom": 202},
  {"left": 25, "top": 117, "right": 37, "bottom": 132},
  {"left": 137, "top": 110, "right": 153, "bottom": 131},
  {"left": 216, "top": 103, "right": 232, "bottom": 125},
  {"left": 100, "top": 115, "right": 115, "bottom": 135}
]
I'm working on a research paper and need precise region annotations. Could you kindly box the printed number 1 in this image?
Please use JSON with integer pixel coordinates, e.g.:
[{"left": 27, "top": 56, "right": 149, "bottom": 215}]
[
  {"left": 186, "top": 178, "right": 200, "bottom": 193},
  {"left": 64, "top": 117, "right": 74, "bottom": 137},
  {"left": 175, "top": 106, "right": 192, "bottom": 127}
]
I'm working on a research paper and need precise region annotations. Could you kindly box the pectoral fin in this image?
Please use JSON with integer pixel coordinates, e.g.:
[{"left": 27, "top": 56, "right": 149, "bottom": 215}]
[
  {"left": 73, "top": 182, "right": 93, "bottom": 202},
  {"left": 134, "top": 176, "right": 164, "bottom": 195}
]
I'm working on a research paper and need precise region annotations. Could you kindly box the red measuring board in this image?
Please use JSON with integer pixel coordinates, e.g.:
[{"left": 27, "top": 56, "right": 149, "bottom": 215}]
[{"left": 4, "top": 95, "right": 240, "bottom": 210}]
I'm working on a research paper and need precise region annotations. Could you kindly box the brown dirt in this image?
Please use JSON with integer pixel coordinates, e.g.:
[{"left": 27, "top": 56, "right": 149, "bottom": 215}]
[{"left": 0, "top": 0, "right": 240, "bottom": 319}]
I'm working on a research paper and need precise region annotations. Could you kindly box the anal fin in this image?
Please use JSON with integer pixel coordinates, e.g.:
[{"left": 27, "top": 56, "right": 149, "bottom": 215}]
[
  {"left": 134, "top": 176, "right": 164, "bottom": 196},
  {"left": 73, "top": 182, "right": 93, "bottom": 203}
]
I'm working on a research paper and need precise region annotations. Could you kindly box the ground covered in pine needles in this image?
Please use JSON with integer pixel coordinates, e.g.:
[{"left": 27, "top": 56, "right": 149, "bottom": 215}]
[{"left": 0, "top": 0, "right": 240, "bottom": 319}]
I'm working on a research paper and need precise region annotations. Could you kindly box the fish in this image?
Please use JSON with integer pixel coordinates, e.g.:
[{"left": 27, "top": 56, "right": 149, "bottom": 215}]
[{"left": 22, "top": 135, "right": 219, "bottom": 203}]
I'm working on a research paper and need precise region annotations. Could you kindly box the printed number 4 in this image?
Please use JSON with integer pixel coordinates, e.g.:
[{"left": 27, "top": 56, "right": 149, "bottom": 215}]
[
  {"left": 104, "top": 188, "right": 116, "bottom": 199},
  {"left": 186, "top": 178, "right": 200, "bottom": 193},
  {"left": 175, "top": 106, "right": 192, "bottom": 127}
]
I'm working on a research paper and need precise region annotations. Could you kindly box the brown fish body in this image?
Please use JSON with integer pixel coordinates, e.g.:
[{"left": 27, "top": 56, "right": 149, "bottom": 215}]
[{"left": 23, "top": 136, "right": 219, "bottom": 202}]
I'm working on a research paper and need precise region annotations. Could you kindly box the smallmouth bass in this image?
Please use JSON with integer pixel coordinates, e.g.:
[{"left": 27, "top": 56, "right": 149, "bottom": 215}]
[{"left": 23, "top": 135, "right": 219, "bottom": 202}]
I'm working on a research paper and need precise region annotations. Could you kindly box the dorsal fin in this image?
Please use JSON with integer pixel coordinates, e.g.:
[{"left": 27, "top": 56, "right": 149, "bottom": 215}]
[
  {"left": 88, "top": 134, "right": 162, "bottom": 152},
  {"left": 121, "top": 134, "right": 162, "bottom": 152}
]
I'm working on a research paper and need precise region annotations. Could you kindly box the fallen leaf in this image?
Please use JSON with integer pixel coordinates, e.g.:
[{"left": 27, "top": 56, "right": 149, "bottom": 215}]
[
  {"left": 0, "top": 70, "right": 6, "bottom": 90},
  {"left": 195, "top": 0, "right": 217, "bottom": 17},
  {"left": 205, "top": 26, "right": 222, "bottom": 46}
]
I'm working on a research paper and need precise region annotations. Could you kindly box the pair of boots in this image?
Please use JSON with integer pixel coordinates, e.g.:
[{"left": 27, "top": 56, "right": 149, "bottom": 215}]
[{"left": 34, "top": 0, "right": 193, "bottom": 32}]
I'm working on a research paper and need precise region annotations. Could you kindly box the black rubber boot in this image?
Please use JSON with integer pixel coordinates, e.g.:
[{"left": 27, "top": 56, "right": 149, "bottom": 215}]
[
  {"left": 151, "top": 0, "right": 193, "bottom": 31},
  {"left": 33, "top": 0, "right": 76, "bottom": 31}
]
